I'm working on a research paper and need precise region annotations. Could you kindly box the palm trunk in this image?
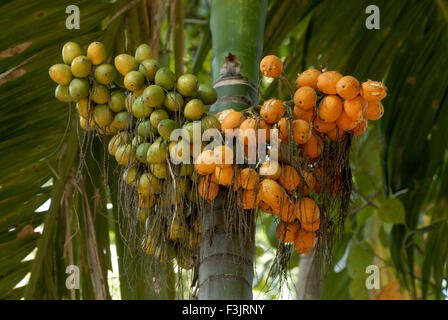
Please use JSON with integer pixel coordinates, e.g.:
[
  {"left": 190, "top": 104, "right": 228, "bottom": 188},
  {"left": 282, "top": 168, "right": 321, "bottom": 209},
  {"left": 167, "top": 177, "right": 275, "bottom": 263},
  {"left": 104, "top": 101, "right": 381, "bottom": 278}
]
[
  {"left": 296, "top": 248, "right": 322, "bottom": 300},
  {"left": 197, "top": 0, "right": 268, "bottom": 300}
]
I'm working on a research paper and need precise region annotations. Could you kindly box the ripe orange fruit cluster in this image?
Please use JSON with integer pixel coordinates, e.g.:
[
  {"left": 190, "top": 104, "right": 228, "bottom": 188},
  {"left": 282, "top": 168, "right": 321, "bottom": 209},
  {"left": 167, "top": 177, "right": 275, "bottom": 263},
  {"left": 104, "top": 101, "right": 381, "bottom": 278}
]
[
  {"left": 193, "top": 148, "right": 320, "bottom": 254},
  {"left": 252, "top": 55, "right": 388, "bottom": 254},
  {"left": 192, "top": 107, "right": 273, "bottom": 203},
  {"left": 294, "top": 68, "right": 386, "bottom": 141},
  {"left": 259, "top": 178, "right": 320, "bottom": 254},
  {"left": 192, "top": 122, "right": 321, "bottom": 254}
]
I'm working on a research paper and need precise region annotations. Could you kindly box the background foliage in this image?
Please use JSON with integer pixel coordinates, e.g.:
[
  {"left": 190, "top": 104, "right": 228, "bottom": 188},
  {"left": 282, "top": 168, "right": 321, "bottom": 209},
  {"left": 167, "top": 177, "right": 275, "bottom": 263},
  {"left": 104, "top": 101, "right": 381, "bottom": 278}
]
[{"left": 0, "top": 0, "right": 446, "bottom": 299}]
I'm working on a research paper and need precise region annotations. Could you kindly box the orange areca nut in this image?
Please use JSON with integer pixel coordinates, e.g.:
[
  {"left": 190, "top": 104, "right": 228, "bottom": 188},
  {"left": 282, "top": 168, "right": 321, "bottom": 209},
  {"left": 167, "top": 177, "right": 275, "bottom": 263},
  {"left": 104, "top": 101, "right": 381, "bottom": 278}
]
[
  {"left": 259, "top": 200, "right": 275, "bottom": 214},
  {"left": 352, "top": 119, "right": 368, "bottom": 135},
  {"left": 210, "top": 170, "right": 219, "bottom": 184},
  {"left": 278, "top": 165, "right": 300, "bottom": 191},
  {"left": 360, "top": 80, "right": 387, "bottom": 101},
  {"left": 276, "top": 222, "right": 300, "bottom": 243},
  {"left": 217, "top": 109, "right": 236, "bottom": 122},
  {"left": 198, "top": 175, "right": 219, "bottom": 201},
  {"left": 273, "top": 197, "right": 296, "bottom": 223},
  {"left": 277, "top": 117, "right": 292, "bottom": 142},
  {"left": 298, "top": 171, "right": 316, "bottom": 196},
  {"left": 194, "top": 149, "right": 216, "bottom": 175},
  {"left": 238, "top": 118, "right": 270, "bottom": 145},
  {"left": 214, "top": 166, "right": 234, "bottom": 186},
  {"left": 238, "top": 118, "right": 255, "bottom": 145},
  {"left": 365, "top": 101, "right": 384, "bottom": 120},
  {"left": 317, "top": 71, "right": 343, "bottom": 94},
  {"left": 301, "top": 218, "right": 321, "bottom": 232},
  {"left": 260, "top": 98, "right": 286, "bottom": 124},
  {"left": 239, "top": 189, "right": 259, "bottom": 210},
  {"left": 238, "top": 168, "right": 259, "bottom": 190},
  {"left": 260, "top": 55, "right": 283, "bottom": 78},
  {"left": 213, "top": 145, "right": 234, "bottom": 168},
  {"left": 296, "top": 68, "right": 321, "bottom": 89},
  {"left": 293, "top": 106, "right": 315, "bottom": 122},
  {"left": 336, "top": 75, "right": 360, "bottom": 100},
  {"left": 294, "top": 229, "right": 318, "bottom": 254},
  {"left": 295, "top": 197, "right": 320, "bottom": 224},
  {"left": 336, "top": 110, "right": 357, "bottom": 131},
  {"left": 259, "top": 161, "right": 282, "bottom": 180},
  {"left": 258, "top": 179, "right": 287, "bottom": 209},
  {"left": 313, "top": 117, "right": 336, "bottom": 133},
  {"left": 326, "top": 126, "right": 345, "bottom": 142},
  {"left": 318, "top": 95, "right": 343, "bottom": 123},
  {"left": 221, "top": 111, "right": 245, "bottom": 132},
  {"left": 293, "top": 119, "right": 311, "bottom": 144},
  {"left": 344, "top": 96, "right": 366, "bottom": 122},
  {"left": 293, "top": 86, "right": 317, "bottom": 110},
  {"left": 304, "top": 133, "right": 324, "bottom": 159}
]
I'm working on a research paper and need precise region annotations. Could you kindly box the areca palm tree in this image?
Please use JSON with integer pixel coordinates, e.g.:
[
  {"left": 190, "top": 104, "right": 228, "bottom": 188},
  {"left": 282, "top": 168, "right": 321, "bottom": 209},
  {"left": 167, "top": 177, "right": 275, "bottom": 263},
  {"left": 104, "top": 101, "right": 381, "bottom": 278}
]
[{"left": 0, "top": 0, "right": 447, "bottom": 300}]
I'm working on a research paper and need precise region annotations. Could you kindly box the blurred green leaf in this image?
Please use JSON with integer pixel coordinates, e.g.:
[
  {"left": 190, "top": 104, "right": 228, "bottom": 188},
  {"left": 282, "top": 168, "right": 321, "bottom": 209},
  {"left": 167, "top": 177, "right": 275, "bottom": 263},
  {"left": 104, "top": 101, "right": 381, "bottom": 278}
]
[
  {"left": 349, "top": 275, "right": 370, "bottom": 300},
  {"left": 379, "top": 224, "right": 389, "bottom": 248},
  {"left": 322, "top": 268, "right": 350, "bottom": 300},
  {"left": 347, "top": 242, "right": 374, "bottom": 278},
  {"left": 378, "top": 198, "right": 406, "bottom": 224},
  {"left": 356, "top": 207, "right": 375, "bottom": 229}
]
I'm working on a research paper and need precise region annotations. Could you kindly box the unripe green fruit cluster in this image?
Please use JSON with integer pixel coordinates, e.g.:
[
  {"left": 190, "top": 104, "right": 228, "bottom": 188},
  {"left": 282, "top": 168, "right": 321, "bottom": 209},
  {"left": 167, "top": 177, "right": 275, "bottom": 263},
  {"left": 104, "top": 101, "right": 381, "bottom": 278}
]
[{"left": 50, "top": 41, "right": 217, "bottom": 261}]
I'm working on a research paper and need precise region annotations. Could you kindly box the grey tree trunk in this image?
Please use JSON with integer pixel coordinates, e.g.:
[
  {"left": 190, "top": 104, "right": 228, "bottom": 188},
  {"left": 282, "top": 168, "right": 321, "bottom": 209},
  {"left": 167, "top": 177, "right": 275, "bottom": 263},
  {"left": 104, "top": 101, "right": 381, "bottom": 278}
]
[
  {"left": 296, "top": 248, "right": 323, "bottom": 300},
  {"left": 198, "top": 198, "right": 255, "bottom": 299}
]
